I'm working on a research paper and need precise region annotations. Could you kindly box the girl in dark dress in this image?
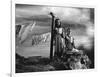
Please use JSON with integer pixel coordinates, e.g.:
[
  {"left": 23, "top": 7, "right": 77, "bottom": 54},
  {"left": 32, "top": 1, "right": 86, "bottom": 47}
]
[{"left": 54, "top": 19, "right": 66, "bottom": 58}]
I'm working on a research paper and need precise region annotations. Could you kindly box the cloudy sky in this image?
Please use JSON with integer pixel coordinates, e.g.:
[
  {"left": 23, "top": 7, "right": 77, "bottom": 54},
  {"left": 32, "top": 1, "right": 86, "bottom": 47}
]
[
  {"left": 15, "top": 4, "right": 94, "bottom": 49},
  {"left": 16, "top": 4, "right": 93, "bottom": 24}
]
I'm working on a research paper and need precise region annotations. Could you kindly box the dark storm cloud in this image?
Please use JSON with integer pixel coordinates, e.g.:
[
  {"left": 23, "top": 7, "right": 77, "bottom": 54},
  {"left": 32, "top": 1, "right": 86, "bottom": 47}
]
[
  {"left": 16, "top": 4, "right": 43, "bottom": 10},
  {"left": 90, "top": 8, "right": 94, "bottom": 23}
]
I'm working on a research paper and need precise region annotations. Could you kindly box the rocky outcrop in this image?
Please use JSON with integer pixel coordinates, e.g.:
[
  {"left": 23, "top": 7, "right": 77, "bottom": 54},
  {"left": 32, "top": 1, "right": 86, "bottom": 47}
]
[
  {"left": 16, "top": 50, "right": 91, "bottom": 73},
  {"left": 63, "top": 51, "right": 91, "bottom": 70}
]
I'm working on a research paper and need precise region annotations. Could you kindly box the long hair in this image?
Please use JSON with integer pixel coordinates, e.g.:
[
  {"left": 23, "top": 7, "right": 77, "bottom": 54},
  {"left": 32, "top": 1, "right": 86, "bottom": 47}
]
[{"left": 55, "top": 19, "right": 61, "bottom": 28}]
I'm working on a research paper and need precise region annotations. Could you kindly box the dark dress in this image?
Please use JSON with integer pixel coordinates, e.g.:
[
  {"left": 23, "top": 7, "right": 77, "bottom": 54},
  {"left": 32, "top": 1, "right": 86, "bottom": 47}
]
[{"left": 54, "top": 28, "right": 65, "bottom": 58}]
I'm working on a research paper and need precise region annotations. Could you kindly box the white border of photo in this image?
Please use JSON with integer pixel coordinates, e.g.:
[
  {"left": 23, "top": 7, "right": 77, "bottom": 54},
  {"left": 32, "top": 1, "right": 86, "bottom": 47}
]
[{"left": 11, "top": 0, "right": 98, "bottom": 77}]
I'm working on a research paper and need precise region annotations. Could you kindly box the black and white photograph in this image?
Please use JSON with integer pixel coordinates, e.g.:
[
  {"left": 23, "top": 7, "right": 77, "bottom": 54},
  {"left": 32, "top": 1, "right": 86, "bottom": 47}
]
[{"left": 15, "top": 4, "right": 94, "bottom": 73}]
